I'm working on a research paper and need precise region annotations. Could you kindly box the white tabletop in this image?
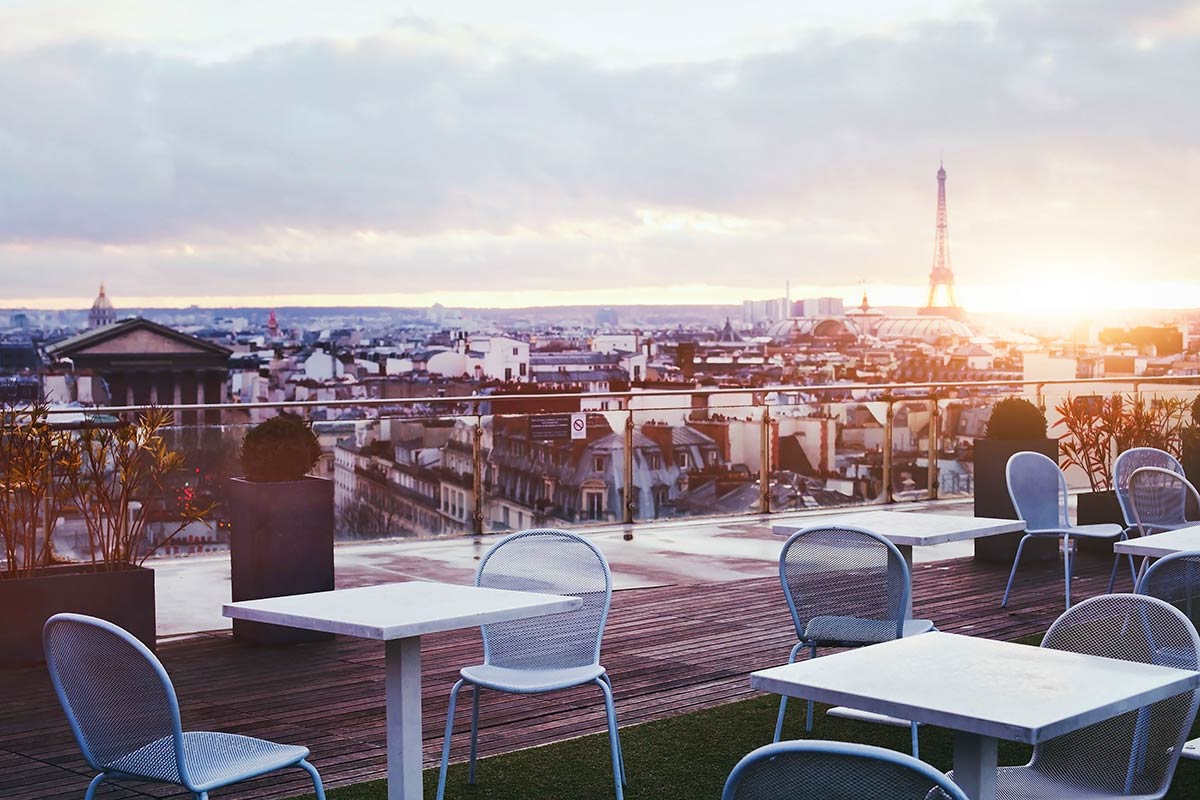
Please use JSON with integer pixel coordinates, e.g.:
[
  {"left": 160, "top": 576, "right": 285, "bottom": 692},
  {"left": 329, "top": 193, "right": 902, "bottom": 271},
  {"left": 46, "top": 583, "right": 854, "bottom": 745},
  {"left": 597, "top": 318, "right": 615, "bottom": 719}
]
[
  {"left": 772, "top": 510, "right": 1025, "bottom": 547},
  {"left": 1114, "top": 524, "right": 1200, "bottom": 559},
  {"left": 222, "top": 581, "right": 582, "bottom": 640},
  {"left": 751, "top": 631, "right": 1200, "bottom": 744}
]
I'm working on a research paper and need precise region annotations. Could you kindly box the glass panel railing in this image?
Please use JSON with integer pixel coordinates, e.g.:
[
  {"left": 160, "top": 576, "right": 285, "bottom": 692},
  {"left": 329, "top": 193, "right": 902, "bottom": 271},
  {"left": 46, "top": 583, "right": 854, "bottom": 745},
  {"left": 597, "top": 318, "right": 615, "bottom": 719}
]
[
  {"left": 630, "top": 402, "right": 762, "bottom": 521},
  {"left": 889, "top": 399, "right": 934, "bottom": 502},
  {"left": 769, "top": 396, "right": 878, "bottom": 511}
]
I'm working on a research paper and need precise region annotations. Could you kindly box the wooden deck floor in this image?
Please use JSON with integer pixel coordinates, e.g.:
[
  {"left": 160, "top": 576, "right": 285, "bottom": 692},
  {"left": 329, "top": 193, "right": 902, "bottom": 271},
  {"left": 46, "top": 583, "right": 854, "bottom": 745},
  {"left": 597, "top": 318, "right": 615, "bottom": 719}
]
[{"left": 0, "top": 550, "right": 1136, "bottom": 800}]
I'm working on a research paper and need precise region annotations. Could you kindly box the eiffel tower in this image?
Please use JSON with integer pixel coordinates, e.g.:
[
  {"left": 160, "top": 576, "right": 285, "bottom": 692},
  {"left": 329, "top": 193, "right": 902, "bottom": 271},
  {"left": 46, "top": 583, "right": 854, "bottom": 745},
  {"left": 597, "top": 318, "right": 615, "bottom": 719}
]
[{"left": 919, "top": 162, "right": 965, "bottom": 319}]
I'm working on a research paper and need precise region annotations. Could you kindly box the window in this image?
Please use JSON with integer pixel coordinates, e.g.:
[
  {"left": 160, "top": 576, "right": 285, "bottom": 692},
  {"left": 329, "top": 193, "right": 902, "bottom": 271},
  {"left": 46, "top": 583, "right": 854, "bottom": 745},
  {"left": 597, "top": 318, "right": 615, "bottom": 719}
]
[
  {"left": 584, "top": 491, "right": 604, "bottom": 520},
  {"left": 593, "top": 455, "right": 606, "bottom": 472},
  {"left": 519, "top": 362, "right": 527, "bottom": 376},
  {"left": 502, "top": 507, "right": 510, "bottom": 526},
  {"left": 677, "top": 452, "right": 690, "bottom": 469},
  {"left": 504, "top": 367, "right": 512, "bottom": 381},
  {"left": 652, "top": 485, "right": 669, "bottom": 516},
  {"left": 648, "top": 453, "right": 662, "bottom": 469}
]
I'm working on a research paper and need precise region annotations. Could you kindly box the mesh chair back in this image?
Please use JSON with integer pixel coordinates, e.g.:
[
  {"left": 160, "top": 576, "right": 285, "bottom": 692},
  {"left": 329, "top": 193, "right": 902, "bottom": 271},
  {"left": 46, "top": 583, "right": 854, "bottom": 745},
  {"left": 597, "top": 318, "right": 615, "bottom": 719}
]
[
  {"left": 779, "top": 526, "right": 909, "bottom": 642},
  {"left": 1129, "top": 467, "right": 1199, "bottom": 537},
  {"left": 477, "top": 529, "right": 611, "bottom": 670},
  {"left": 1033, "top": 594, "right": 1200, "bottom": 796},
  {"left": 1115, "top": 448, "right": 1184, "bottom": 527},
  {"left": 721, "top": 740, "right": 968, "bottom": 800},
  {"left": 43, "top": 614, "right": 184, "bottom": 781},
  {"left": 1137, "top": 551, "right": 1200, "bottom": 631},
  {"left": 1006, "top": 451, "right": 1068, "bottom": 530}
]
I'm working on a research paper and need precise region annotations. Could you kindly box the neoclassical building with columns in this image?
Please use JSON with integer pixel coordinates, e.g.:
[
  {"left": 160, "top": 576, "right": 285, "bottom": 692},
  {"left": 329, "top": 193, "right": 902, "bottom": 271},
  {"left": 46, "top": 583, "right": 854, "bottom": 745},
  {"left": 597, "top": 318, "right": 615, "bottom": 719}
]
[{"left": 46, "top": 318, "right": 231, "bottom": 423}]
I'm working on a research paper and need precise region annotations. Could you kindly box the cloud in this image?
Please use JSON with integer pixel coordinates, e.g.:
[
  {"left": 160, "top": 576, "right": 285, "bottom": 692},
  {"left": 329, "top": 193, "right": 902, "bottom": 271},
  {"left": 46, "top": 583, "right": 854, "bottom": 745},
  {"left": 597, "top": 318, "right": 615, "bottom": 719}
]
[{"left": 1, "top": 2, "right": 1199, "bottom": 303}]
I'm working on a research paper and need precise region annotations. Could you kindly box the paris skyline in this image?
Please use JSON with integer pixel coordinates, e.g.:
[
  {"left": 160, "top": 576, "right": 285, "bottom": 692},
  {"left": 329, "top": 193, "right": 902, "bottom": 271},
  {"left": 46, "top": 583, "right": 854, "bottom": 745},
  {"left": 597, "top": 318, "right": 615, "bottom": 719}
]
[{"left": 3, "top": 1, "right": 1199, "bottom": 316}]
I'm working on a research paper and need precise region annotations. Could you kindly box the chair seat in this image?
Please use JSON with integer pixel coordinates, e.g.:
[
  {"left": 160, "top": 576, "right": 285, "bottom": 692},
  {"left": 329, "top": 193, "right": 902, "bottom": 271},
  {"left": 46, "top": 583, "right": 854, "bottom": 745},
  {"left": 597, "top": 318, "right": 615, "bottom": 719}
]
[
  {"left": 826, "top": 706, "right": 917, "bottom": 728},
  {"left": 948, "top": 764, "right": 1161, "bottom": 800},
  {"left": 461, "top": 663, "right": 607, "bottom": 693},
  {"left": 1027, "top": 523, "right": 1124, "bottom": 539},
  {"left": 108, "top": 731, "right": 310, "bottom": 792},
  {"left": 804, "top": 616, "right": 935, "bottom": 645}
]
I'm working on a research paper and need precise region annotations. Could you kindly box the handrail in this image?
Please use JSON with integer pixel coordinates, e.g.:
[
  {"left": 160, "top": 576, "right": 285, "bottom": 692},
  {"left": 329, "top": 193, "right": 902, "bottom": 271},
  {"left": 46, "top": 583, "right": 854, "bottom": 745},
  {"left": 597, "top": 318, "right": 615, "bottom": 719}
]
[{"left": 42, "top": 374, "right": 1200, "bottom": 417}]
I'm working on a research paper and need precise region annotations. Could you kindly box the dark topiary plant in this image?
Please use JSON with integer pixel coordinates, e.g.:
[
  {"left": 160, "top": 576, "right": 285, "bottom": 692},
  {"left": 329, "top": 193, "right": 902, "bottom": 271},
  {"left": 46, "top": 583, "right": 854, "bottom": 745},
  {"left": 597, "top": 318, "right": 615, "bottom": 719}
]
[
  {"left": 985, "top": 397, "right": 1048, "bottom": 440},
  {"left": 241, "top": 413, "right": 321, "bottom": 482}
]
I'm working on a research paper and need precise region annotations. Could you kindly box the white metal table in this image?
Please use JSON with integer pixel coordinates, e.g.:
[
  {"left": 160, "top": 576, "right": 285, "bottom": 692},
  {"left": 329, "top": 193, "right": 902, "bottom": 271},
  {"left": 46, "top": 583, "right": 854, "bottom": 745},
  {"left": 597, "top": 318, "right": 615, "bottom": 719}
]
[
  {"left": 772, "top": 510, "right": 1025, "bottom": 568},
  {"left": 223, "top": 581, "right": 581, "bottom": 800},
  {"left": 750, "top": 631, "right": 1200, "bottom": 800},
  {"left": 1114, "top": 524, "right": 1200, "bottom": 560}
]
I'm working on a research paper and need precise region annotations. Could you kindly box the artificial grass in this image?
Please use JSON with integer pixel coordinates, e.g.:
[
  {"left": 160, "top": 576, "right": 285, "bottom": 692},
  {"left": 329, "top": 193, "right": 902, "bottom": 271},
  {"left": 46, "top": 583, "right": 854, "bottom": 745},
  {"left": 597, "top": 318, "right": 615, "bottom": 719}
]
[{"left": 291, "top": 683, "right": 1200, "bottom": 800}]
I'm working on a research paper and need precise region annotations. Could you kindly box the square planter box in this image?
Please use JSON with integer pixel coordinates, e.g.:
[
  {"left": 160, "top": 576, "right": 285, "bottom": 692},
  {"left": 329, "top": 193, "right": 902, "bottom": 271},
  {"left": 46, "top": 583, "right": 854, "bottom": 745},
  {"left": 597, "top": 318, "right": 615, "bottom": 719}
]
[
  {"left": 973, "top": 438, "right": 1059, "bottom": 563},
  {"left": 0, "top": 564, "right": 155, "bottom": 669},
  {"left": 229, "top": 476, "right": 334, "bottom": 645}
]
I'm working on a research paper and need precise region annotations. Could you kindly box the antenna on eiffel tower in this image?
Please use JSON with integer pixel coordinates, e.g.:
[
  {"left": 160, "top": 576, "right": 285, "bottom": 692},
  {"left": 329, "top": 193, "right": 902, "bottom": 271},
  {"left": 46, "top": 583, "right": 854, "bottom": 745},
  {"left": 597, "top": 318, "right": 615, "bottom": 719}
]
[{"left": 920, "top": 161, "right": 965, "bottom": 319}]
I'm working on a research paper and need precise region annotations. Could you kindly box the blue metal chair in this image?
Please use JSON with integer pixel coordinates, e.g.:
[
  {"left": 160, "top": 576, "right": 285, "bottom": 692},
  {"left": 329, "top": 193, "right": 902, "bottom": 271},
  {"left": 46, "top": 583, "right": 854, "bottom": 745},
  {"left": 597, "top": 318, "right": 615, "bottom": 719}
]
[
  {"left": 1001, "top": 451, "right": 1133, "bottom": 610},
  {"left": 722, "top": 740, "right": 969, "bottom": 800},
  {"left": 772, "top": 525, "right": 934, "bottom": 756},
  {"left": 1114, "top": 448, "right": 1185, "bottom": 537},
  {"left": 949, "top": 594, "right": 1200, "bottom": 799},
  {"left": 435, "top": 529, "right": 625, "bottom": 800},
  {"left": 43, "top": 613, "right": 325, "bottom": 800},
  {"left": 1136, "top": 550, "right": 1200, "bottom": 762},
  {"left": 1129, "top": 466, "right": 1200, "bottom": 539}
]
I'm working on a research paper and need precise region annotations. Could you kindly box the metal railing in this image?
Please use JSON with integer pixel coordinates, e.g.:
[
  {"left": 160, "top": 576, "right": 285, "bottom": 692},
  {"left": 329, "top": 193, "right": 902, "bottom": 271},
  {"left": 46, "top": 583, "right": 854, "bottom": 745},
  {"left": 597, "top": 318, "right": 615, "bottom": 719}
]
[{"left": 44, "top": 374, "right": 1200, "bottom": 538}]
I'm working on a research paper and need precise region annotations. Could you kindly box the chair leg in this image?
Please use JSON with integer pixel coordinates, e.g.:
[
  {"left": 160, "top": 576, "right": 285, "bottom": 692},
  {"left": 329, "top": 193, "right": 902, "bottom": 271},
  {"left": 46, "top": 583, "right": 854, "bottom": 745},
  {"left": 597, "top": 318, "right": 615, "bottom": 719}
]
[
  {"left": 436, "top": 678, "right": 466, "bottom": 800},
  {"left": 600, "top": 673, "right": 626, "bottom": 786},
  {"left": 84, "top": 774, "right": 106, "bottom": 800},
  {"left": 910, "top": 722, "right": 920, "bottom": 759},
  {"left": 595, "top": 678, "right": 625, "bottom": 800},
  {"left": 1063, "top": 534, "right": 1072, "bottom": 609},
  {"left": 1000, "top": 534, "right": 1032, "bottom": 607},
  {"left": 773, "top": 641, "right": 807, "bottom": 743},
  {"left": 804, "top": 644, "right": 817, "bottom": 734},
  {"left": 298, "top": 759, "right": 326, "bottom": 800},
  {"left": 468, "top": 684, "right": 481, "bottom": 784}
]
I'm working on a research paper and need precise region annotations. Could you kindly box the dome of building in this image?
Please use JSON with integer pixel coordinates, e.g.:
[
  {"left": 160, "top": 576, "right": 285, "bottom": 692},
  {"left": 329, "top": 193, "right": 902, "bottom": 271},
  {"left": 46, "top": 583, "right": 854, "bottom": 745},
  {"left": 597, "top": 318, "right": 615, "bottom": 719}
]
[
  {"left": 767, "top": 316, "right": 862, "bottom": 343},
  {"left": 88, "top": 284, "right": 117, "bottom": 329},
  {"left": 873, "top": 316, "right": 975, "bottom": 342}
]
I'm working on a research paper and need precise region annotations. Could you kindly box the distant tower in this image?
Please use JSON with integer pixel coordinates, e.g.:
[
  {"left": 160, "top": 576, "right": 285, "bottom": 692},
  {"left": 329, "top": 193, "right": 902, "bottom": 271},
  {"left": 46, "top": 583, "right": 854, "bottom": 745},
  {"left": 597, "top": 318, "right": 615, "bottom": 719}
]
[
  {"left": 267, "top": 309, "right": 280, "bottom": 339},
  {"left": 88, "top": 284, "right": 116, "bottom": 329},
  {"left": 920, "top": 163, "right": 964, "bottom": 319}
]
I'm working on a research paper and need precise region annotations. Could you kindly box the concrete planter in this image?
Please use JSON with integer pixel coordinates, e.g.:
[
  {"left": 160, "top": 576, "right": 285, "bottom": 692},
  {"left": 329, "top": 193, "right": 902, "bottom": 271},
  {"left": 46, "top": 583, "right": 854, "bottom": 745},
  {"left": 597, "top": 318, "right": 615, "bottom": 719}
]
[
  {"left": 228, "top": 476, "right": 334, "bottom": 644},
  {"left": 0, "top": 564, "right": 155, "bottom": 668},
  {"left": 1075, "top": 489, "right": 1125, "bottom": 557},
  {"left": 973, "top": 438, "right": 1059, "bottom": 563}
]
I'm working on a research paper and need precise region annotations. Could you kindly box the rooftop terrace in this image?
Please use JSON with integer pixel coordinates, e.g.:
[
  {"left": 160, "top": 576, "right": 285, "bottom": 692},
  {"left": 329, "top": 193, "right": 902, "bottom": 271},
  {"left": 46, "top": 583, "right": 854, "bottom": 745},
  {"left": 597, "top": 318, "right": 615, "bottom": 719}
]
[{"left": 0, "top": 504, "right": 1165, "bottom": 800}]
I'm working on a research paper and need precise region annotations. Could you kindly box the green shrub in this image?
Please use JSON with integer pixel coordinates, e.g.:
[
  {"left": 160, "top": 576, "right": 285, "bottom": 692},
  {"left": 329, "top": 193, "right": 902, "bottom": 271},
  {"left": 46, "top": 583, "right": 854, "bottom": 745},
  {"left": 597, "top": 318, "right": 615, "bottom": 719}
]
[
  {"left": 985, "top": 397, "right": 1047, "bottom": 440},
  {"left": 241, "top": 413, "right": 321, "bottom": 482}
]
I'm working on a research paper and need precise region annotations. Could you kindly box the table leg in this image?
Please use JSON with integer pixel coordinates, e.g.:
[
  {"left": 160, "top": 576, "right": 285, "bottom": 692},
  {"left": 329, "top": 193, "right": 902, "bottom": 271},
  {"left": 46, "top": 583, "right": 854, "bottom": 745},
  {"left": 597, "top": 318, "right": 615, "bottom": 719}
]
[
  {"left": 896, "top": 544, "right": 915, "bottom": 618},
  {"left": 952, "top": 730, "right": 997, "bottom": 800},
  {"left": 386, "top": 637, "right": 423, "bottom": 800}
]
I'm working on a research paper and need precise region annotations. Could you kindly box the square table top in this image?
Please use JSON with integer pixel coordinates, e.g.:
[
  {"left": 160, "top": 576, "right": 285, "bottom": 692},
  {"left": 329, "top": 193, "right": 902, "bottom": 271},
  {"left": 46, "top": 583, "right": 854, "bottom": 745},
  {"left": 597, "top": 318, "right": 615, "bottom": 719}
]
[
  {"left": 772, "top": 510, "right": 1025, "bottom": 547},
  {"left": 223, "top": 581, "right": 582, "bottom": 641},
  {"left": 1113, "top": 524, "right": 1200, "bottom": 559},
  {"left": 750, "top": 631, "right": 1200, "bottom": 744}
]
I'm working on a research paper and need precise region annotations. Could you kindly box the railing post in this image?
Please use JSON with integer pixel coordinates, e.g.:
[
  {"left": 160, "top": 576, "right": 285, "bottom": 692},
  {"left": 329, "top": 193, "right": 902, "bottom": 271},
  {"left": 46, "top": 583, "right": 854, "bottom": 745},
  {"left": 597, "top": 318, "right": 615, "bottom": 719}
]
[
  {"left": 623, "top": 410, "right": 635, "bottom": 524},
  {"left": 760, "top": 405, "right": 771, "bottom": 514},
  {"left": 883, "top": 398, "right": 895, "bottom": 504},
  {"left": 927, "top": 398, "right": 939, "bottom": 501},
  {"left": 472, "top": 415, "right": 484, "bottom": 535},
  {"left": 1036, "top": 383, "right": 1045, "bottom": 413}
]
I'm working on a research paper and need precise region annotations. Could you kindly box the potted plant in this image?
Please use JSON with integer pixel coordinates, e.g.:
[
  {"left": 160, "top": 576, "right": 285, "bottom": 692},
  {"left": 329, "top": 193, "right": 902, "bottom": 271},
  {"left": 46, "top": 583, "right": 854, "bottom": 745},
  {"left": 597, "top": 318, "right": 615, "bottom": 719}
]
[
  {"left": 228, "top": 412, "right": 333, "bottom": 644},
  {"left": 1182, "top": 396, "right": 1200, "bottom": 498},
  {"left": 0, "top": 404, "right": 210, "bottom": 667},
  {"left": 1057, "top": 393, "right": 1190, "bottom": 552},
  {"left": 973, "top": 397, "right": 1058, "bottom": 562}
]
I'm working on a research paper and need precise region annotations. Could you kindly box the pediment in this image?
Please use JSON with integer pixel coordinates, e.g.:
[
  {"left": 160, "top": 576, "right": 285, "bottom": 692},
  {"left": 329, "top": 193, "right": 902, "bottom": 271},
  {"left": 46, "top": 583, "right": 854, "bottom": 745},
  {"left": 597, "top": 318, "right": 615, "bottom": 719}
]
[{"left": 73, "top": 328, "right": 217, "bottom": 356}]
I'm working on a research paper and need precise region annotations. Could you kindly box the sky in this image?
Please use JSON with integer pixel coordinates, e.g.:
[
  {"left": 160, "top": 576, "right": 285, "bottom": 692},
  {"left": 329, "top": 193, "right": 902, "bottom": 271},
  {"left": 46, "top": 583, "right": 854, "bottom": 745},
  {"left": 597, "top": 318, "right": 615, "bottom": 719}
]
[{"left": 2, "top": 0, "right": 1200, "bottom": 313}]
